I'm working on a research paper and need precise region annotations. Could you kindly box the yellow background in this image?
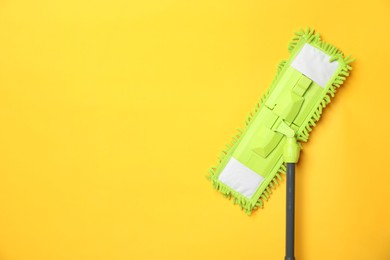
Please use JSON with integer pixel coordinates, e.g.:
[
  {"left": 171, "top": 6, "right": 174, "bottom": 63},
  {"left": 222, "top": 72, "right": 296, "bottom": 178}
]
[{"left": 0, "top": 0, "right": 389, "bottom": 259}]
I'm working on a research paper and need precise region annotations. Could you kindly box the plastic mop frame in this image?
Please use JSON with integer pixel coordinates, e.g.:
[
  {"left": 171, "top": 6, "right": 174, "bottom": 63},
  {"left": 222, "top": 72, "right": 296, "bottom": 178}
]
[{"left": 208, "top": 28, "right": 353, "bottom": 260}]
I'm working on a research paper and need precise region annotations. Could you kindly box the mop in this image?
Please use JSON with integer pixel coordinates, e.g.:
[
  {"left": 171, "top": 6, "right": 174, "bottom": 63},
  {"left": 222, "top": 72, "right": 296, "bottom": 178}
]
[{"left": 208, "top": 28, "right": 353, "bottom": 260}]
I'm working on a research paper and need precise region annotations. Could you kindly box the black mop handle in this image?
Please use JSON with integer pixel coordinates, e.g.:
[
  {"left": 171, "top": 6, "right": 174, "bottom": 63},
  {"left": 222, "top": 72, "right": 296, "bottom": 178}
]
[{"left": 285, "top": 162, "right": 295, "bottom": 260}]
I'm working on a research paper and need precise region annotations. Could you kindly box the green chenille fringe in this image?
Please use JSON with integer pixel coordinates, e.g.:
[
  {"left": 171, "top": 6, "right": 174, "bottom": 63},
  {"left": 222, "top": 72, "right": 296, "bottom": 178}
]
[{"left": 208, "top": 28, "right": 354, "bottom": 214}]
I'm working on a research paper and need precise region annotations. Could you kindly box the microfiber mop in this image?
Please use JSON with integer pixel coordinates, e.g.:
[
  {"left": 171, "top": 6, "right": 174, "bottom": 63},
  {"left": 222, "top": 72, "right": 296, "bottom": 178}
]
[{"left": 208, "top": 28, "right": 353, "bottom": 260}]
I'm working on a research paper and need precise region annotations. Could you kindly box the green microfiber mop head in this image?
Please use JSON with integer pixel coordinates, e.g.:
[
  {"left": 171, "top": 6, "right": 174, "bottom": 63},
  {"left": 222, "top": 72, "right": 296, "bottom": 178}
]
[{"left": 208, "top": 28, "right": 353, "bottom": 214}]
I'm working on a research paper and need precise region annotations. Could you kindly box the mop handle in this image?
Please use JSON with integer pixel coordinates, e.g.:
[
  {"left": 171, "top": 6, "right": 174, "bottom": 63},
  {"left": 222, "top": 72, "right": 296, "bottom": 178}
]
[{"left": 285, "top": 162, "right": 295, "bottom": 260}]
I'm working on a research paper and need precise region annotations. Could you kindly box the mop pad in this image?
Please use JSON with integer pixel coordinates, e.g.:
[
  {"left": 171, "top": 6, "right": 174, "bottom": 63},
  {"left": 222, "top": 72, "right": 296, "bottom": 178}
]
[{"left": 209, "top": 28, "right": 353, "bottom": 214}]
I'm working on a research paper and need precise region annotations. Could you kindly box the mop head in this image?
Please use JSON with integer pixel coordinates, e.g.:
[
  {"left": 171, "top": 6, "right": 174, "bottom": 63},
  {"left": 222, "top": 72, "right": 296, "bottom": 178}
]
[{"left": 208, "top": 28, "right": 353, "bottom": 214}]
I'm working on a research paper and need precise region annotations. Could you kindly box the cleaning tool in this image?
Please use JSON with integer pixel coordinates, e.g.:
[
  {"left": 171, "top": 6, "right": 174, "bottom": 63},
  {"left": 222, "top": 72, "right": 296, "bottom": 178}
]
[{"left": 208, "top": 28, "right": 353, "bottom": 259}]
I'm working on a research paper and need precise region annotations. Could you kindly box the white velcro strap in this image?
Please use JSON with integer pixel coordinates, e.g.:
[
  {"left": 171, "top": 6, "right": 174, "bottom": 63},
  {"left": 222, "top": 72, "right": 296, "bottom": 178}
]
[
  {"left": 218, "top": 157, "right": 264, "bottom": 198},
  {"left": 291, "top": 43, "right": 339, "bottom": 88}
]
